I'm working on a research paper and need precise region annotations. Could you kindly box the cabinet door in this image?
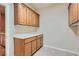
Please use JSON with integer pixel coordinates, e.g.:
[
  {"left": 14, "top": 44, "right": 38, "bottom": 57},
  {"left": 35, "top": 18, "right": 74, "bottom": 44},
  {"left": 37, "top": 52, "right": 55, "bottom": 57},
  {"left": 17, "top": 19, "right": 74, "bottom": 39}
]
[
  {"left": 31, "top": 40, "right": 36, "bottom": 54},
  {"left": 0, "top": 5, "right": 5, "bottom": 33},
  {"left": 14, "top": 39, "right": 25, "bottom": 56},
  {"left": 22, "top": 4, "right": 27, "bottom": 25},
  {"left": 0, "top": 34, "right": 5, "bottom": 56},
  {"left": 14, "top": 4, "right": 18, "bottom": 25},
  {"left": 25, "top": 43, "right": 31, "bottom": 56},
  {"left": 18, "top": 4, "right": 25, "bottom": 25},
  {"left": 30, "top": 11, "right": 39, "bottom": 27},
  {"left": 26, "top": 7, "right": 31, "bottom": 25},
  {"left": 29, "top": 10, "right": 33, "bottom": 26},
  {"left": 26, "top": 8, "right": 39, "bottom": 27},
  {"left": 69, "top": 4, "right": 73, "bottom": 25},
  {"left": 35, "top": 14, "right": 39, "bottom": 27},
  {"left": 37, "top": 38, "right": 41, "bottom": 50},
  {"left": 72, "top": 4, "right": 78, "bottom": 23},
  {"left": 0, "top": 45, "right": 5, "bottom": 56},
  {"left": 0, "top": 34, "right": 5, "bottom": 46},
  {"left": 40, "top": 37, "right": 43, "bottom": 47},
  {"left": 31, "top": 11, "right": 35, "bottom": 26},
  {"left": 14, "top": 4, "right": 27, "bottom": 25},
  {"left": 77, "top": 4, "right": 79, "bottom": 21}
]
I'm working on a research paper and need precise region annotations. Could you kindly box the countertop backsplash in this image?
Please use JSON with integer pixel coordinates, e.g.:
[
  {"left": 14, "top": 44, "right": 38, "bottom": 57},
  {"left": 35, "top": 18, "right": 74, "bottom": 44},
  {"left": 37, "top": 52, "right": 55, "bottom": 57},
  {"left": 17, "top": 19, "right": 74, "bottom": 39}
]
[{"left": 14, "top": 25, "right": 38, "bottom": 34}]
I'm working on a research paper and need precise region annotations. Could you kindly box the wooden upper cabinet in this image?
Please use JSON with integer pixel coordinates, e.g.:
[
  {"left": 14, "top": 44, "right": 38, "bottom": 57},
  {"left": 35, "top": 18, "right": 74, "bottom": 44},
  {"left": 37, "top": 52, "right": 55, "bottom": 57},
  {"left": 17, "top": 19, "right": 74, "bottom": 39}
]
[
  {"left": 18, "top": 4, "right": 27, "bottom": 25},
  {"left": 35, "top": 14, "right": 39, "bottom": 27},
  {"left": 69, "top": 3, "right": 79, "bottom": 25},
  {"left": 23, "top": 5, "right": 27, "bottom": 25},
  {"left": 32, "top": 10, "right": 35, "bottom": 26},
  {"left": 0, "top": 5, "right": 5, "bottom": 33},
  {"left": 77, "top": 4, "right": 79, "bottom": 21},
  {"left": 14, "top": 4, "right": 18, "bottom": 25},
  {"left": 69, "top": 4, "right": 73, "bottom": 25},
  {"left": 26, "top": 7, "right": 31, "bottom": 25},
  {"left": 30, "top": 10, "right": 39, "bottom": 27},
  {"left": 14, "top": 3, "right": 39, "bottom": 27},
  {"left": 72, "top": 4, "right": 78, "bottom": 23}
]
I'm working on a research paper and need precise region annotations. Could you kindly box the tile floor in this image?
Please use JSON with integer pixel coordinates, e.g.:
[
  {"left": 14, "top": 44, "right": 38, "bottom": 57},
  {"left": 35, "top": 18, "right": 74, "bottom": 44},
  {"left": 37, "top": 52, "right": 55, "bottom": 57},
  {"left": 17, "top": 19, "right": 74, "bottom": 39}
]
[{"left": 34, "top": 46, "right": 77, "bottom": 56}]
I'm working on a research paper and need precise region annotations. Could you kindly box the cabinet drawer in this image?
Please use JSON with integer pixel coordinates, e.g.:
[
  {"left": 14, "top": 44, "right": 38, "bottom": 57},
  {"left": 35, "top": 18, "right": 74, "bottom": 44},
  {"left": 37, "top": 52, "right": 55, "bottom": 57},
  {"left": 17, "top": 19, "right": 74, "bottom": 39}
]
[{"left": 25, "top": 37, "right": 36, "bottom": 43}]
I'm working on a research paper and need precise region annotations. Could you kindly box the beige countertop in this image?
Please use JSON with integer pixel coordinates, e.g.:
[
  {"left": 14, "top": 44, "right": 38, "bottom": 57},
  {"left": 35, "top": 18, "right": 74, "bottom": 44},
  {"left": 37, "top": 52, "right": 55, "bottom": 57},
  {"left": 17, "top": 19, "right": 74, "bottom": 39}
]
[{"left": 14, "top": 33, "right": 42, "bottom": 39}]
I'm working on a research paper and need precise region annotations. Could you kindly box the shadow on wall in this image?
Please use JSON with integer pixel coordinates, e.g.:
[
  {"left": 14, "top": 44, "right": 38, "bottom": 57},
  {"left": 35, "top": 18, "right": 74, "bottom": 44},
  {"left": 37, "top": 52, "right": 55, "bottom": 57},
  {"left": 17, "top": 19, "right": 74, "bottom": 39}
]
[{"left": 70, "top": 24, "right": 79, "bottom": 36}]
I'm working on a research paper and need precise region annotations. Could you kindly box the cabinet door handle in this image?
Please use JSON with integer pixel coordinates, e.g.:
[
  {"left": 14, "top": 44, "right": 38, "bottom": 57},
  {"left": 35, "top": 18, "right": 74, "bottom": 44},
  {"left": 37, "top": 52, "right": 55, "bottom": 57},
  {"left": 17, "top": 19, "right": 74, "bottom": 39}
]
[
  {"left": 0, "top": 44, "right": 5, "bottom": 48},
  {"left": 0, "top": 13, "right": 5, "bottom": 16}
]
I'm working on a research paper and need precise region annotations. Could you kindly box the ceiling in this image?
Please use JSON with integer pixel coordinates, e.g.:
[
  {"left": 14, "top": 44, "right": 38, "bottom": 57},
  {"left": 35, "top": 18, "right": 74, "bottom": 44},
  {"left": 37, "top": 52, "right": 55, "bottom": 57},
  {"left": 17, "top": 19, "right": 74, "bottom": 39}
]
[
  {"left": 28, "top": 3, "right": 69, "bottom": 11},
  {"left": 28, "top": 3, "right": 56, "bottom": 10}
]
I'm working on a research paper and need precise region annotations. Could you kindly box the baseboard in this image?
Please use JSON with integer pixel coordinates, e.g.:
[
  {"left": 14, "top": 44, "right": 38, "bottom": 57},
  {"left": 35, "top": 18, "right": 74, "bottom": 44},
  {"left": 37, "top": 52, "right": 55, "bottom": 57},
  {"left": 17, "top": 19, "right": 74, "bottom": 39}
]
[{"left": 44, "top": 45, "right": 79, "bottom": 56}]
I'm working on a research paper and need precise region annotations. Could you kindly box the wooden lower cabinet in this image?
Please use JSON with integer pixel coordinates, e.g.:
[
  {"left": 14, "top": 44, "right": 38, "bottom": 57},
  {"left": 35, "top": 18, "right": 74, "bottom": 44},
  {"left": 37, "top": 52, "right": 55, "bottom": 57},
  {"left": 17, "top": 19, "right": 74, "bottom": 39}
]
[
  {"left": 37, "top": 38, "right": 41, "bottom": 50},
  {"left": 14, "top": 34, "right": 43, "bottom": 56},
  {"left": 0, "top": 34, "right": 5, "bottom": 56},
  {"left": 37, "top": 35, "right": 43, "bottom": 50},
  {"left": 14, "top": 39, "right": 25, "bottom": 56},
  {"left": 31, "top": 40, "right": 36, "bottom": 54},
  {"left": 0, "top": 45, "right": 5, "bottom": 56},
  {"left": 40, "top": 37, "right": 43, "bottom": 47},
  {"left": 25, "top": 43, "right": 31, "bottom": 56},
  {"left": 0, "top": 34, "right": 5, "bottom": 46}
]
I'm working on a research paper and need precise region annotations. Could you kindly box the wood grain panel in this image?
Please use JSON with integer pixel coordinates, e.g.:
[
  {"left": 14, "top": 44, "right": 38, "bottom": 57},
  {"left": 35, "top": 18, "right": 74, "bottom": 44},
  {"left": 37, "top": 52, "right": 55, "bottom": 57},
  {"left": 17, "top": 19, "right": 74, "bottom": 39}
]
[
  {"left": 31, "top": 40, "right": 36, "bottom": 54},
  {"left": 40, "top": 36, "right": 43, "bottom": 47},
  {"left": 0, "top": 5, "right": 5, "bottom": 56},
  {"left": 14, "top": 39, "right": 25, "bottom": 56},
  {"left": 25, "top": 43, "right": 31, "bottom": 56},
  {"left": 0, "top": 34, "right": 5, "bottom": 46},
  {"left": 14, "top": 34, "right": 43, "bottom": 56},
  {"left": 14, "top": 4, "right": 18, "bottom": 25},
  {"left": 0, "top": 5, "right": 5, "bottom": 33},
  {"left": 26, "top": 7, "right": 32, "bottom": 25},
  {"left": 18, "top": 4, "right": 25, "bottom": 25},
  {"left": 69, "top": 4, "right": 73, "bottom": 25},
  {"left": 25, "top": 37, "right": 36, "bottom": 43},
  {"left": 72, "top": 4, "right": 78, "bottom": 23},
  {"left": 14, "top": 3, "right": 39, "bottom": 27},
  {"left": 77, "top": 4, "right": 79, "bottom": 21},
  {"left": 0, "top": 45, "right": 5, "bottom": 56},
  {"left": 37, "top": 38, "right": 41, "bottom": 50}
]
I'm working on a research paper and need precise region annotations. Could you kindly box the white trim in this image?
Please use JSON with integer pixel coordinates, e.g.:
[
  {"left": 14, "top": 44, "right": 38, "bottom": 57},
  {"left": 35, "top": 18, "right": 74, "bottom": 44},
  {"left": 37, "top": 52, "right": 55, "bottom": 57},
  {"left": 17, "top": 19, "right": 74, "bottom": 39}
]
[{"left": 44, "top": 45, "right": 79, "bottom": 56}]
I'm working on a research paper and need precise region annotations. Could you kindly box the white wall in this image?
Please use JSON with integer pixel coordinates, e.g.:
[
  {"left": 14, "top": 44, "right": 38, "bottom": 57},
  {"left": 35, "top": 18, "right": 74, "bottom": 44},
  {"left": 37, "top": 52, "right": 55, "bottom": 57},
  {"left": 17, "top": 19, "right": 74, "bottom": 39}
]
[
  {"left": 5, "top": 3, "right": 14, "bottom": 56},
  {"left": 37, "top": 4, "right": 79, "bottom": 54}
]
